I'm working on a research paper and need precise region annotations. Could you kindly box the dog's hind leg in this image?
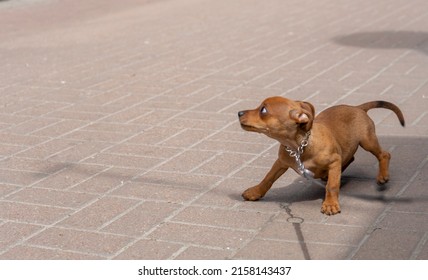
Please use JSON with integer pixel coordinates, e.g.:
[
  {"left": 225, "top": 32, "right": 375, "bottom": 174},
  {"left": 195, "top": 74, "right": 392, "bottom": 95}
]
[{"left": 359, "top": 132, "right": 390, "bottom": 184}]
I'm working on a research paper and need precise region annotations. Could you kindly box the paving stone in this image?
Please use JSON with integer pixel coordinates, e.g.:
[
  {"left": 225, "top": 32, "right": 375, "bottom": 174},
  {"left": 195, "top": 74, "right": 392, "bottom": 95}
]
[
  {"left": 58, "top": 197, "right": 140, "bottom": 230},
  {"left": 0, "top": 245, "right": 103, "bottom": 260},
  {"left": 0, "top": 222, "right": 43, "bottom": 250},
  {"left": 101, "top": 201, "right": 180, "bottom": 237},
  {"left": 47, "top": 141, "right": 112, "bottom": 163},
  {"left": 192, "top": 177, "right": 260, "bottom": 208},
  {"left": 15, "top": 139, "right": 80, "bottom": 160},
  {"left": 155, "top": 150, "right": 218, "bottom": 173},
  {"left": 114, "top": 239, "right": 183, "bottom": 260},
  {"left": 148, "top": 222, "right": 254, "bottom": 249},
  {"left": 26, "top": 227, "right": 133, "bottom": 257},
  {"left": 137, "top": 171, "right": 222, "bottom": 190},
  {"left": 195, "top": 153, "right": 257, "bottom": 176},
  {"left": 0, "top": 201, "right": 71, "bottom": 225},
  {"left": 257, "top": 221, "right": 367, "bottom": 246},
  {"left": 175, "top": 246, "right": 233, "bottom": 260},
  {"left": 234, "top": 239, "right": 352, "bottom": 260},
  {"left": 0, "top": 184, "right": 19, "bottom": 198},
  {"left": 112, "top": 182, "right": 201, "bottom": 204},
  {"left": 31, "top": 164, "right": 108, "bottom": 190},
  {"left": 84, "top": 153, "right": 165, "bottom": 170},
  {"left": 6, "top": 188, "right": 98, "bottom": 209},
  {"left": 0, "top": 169, "right": 48, "bottom": 186},
  {"left": 378, "top": 212, "right": 428, "bottom": 232},
  {"left": 70, "top": 167, "right": 142, "bottom": 194},
  {"left": 172, "top": 206, "right": 274, "bottom": 230},
  {"left": 352, "top": 229, "right": 423, "bottom": 260}
]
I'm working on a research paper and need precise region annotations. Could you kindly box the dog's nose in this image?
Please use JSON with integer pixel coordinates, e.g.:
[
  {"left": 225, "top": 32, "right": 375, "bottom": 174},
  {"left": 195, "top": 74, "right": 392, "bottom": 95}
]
[{"left": 238, "top": 111, "right": 246, "bottom": 118}]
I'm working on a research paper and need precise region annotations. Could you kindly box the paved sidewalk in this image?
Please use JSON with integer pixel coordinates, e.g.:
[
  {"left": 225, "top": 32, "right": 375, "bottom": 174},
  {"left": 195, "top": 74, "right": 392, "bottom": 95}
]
[{"left": 0, "top": 0, "right": 427, "bottom": 260}]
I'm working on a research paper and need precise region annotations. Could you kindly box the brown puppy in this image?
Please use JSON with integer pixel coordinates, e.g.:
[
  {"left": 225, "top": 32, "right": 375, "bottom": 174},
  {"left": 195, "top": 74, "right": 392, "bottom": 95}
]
[{"left": 238, "top": 97, "right": 405, "bottom": 215}]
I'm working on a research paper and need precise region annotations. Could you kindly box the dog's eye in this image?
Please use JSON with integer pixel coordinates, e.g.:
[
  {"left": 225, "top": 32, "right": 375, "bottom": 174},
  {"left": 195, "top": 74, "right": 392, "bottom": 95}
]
[{"left": 260, "top": 106, "right": 268, "bottom": 115}]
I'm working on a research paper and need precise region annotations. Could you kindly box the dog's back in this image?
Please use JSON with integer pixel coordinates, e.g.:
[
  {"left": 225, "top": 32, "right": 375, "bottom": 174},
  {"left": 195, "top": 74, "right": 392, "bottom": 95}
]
[
  {"left": 315, "top": 101, "right": 404, "bottom": 133},
  {"left": 315, "top": 104, "right": 374, "bottom": 133}
]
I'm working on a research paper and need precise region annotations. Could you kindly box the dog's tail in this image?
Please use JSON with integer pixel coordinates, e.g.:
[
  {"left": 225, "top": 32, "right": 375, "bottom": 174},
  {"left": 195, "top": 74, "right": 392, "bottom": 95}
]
[{"left": 357, "top": 101, "right": 405, "bottom": 127}]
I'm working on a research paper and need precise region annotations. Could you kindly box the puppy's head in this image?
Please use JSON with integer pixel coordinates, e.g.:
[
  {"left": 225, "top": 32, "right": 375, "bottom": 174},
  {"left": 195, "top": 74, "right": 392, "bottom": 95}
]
[{"left": 238, "top": 96, "right": 315, "bottom": 142}]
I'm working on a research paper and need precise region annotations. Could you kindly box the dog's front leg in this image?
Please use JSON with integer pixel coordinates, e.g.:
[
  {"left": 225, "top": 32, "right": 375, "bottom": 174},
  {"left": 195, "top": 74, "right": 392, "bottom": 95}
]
[
  {"left": 242, "top": 159, "right": 288, "bottom": 201},
  {"left": 321, "top": 156, "right": 342, "bottom": 215}
]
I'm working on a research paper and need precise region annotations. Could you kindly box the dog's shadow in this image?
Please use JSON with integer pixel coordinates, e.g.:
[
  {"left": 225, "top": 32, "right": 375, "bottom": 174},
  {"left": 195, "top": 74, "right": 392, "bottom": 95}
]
[
  {"left": 228, "top": 177, "right": 325, "bottom": 205},
  {"left": 233, "top": 174, "right": 424, "bottom": 205},
  {"left": 263, "top": 179, "right": 325, "bottom": 204}
]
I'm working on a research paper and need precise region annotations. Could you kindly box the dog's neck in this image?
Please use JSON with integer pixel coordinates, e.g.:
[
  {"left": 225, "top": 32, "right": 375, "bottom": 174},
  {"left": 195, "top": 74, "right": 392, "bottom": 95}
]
[{"left": 280, "top": 130, "right": 311, "bottom": 151}]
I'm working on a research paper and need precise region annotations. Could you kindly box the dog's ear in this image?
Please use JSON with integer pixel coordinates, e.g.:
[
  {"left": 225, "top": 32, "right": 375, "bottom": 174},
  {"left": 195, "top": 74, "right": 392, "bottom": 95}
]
[{"left": 289, "top": 101, "right": 315, "bottom": 131}]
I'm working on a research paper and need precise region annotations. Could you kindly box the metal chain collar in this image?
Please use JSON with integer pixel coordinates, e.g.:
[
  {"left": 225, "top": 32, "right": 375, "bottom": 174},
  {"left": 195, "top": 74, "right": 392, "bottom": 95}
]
[
  {"left": 285, "top": 131, "right": 326, "bottom": 188},
  {"left": 285, "top": 131, "right": 314, "bottom": 179}
]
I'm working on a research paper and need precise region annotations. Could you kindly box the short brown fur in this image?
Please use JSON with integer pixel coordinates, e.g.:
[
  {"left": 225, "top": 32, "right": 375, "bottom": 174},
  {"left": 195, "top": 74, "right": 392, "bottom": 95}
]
[{"left": 238, "top": 97, "right": 405, "bottom": 215}]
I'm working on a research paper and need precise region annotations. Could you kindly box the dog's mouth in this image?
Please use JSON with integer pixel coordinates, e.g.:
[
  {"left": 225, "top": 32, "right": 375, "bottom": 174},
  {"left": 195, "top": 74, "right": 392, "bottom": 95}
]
[
  {"left": 240, "top": 123, "right": 253, "bottom": 130},
  {"left": 240, "top": 122, "right": 267, "bottom": 133}
]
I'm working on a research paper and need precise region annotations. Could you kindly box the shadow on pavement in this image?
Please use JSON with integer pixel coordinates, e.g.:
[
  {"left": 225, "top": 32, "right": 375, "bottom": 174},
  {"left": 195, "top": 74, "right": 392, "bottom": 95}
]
[{"left": 332, "top": 31, "right": 428, "bottom": 55}]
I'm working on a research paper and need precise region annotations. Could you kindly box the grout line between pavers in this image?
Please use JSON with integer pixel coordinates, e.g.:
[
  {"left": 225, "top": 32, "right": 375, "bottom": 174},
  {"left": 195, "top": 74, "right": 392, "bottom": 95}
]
[
  {"left": 167, "top": 246, "right": 190, "bottom": 260},
  {"left": 338, "top": 71, "right": 353, "bottom": 82},
  {"left": 155, "top": 128, "right": 192, "bottom": 147},
  {"left": 0, "top": 199, "right": 76, "bottom": 211},
  {"left": 217, "top": 99, "right": 242, "bottom": 114},
  {"left": 228, "top": 209, "right": 283, "bottom": 259},
  {"left": 149, "top": 239, "right": 239, "bottom": 259},
  {"left": 187, "top": 154, "right": 222, "bottom": 174},
  {"left": 96, "top": 200, "right": 146, "bottom": 232},
  {"left": 379, "top": 84, "right": 394, "bottom": 96},
  {"left": 385, "top": 210, "right": 428, "bottom": 216},
  {"left": 156, "top": 220, "right": 258, "bottom": 234},
  {"left": 410, "top": 232, "right": 428, "bottom": 260},
  {"left": 405, "top": 65, "right": 418, "bottom": 76},
  {"left": 411, "top": 111, "right": 427, "bottom": 126},
  {"left": 11, "top": 244, "right": 110, "bottom": 260},
  {"left": 395, "top": 156, "right": 427, "bottom": 198},
  {"left": 254, "top": 236, "right": 359, "bottom": 249}
]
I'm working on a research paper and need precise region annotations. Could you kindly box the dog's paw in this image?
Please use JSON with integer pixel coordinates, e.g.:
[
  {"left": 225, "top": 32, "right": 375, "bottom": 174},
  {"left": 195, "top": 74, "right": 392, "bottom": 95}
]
[
  {"left": 242, "top": 187, "right": 264, "bottom": 201},
  {"left": 321, "top": 201, "right": 341, "bottom": 215},
  {"left": 377, "top": 174, "right": 389, "bottom": 185}
]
